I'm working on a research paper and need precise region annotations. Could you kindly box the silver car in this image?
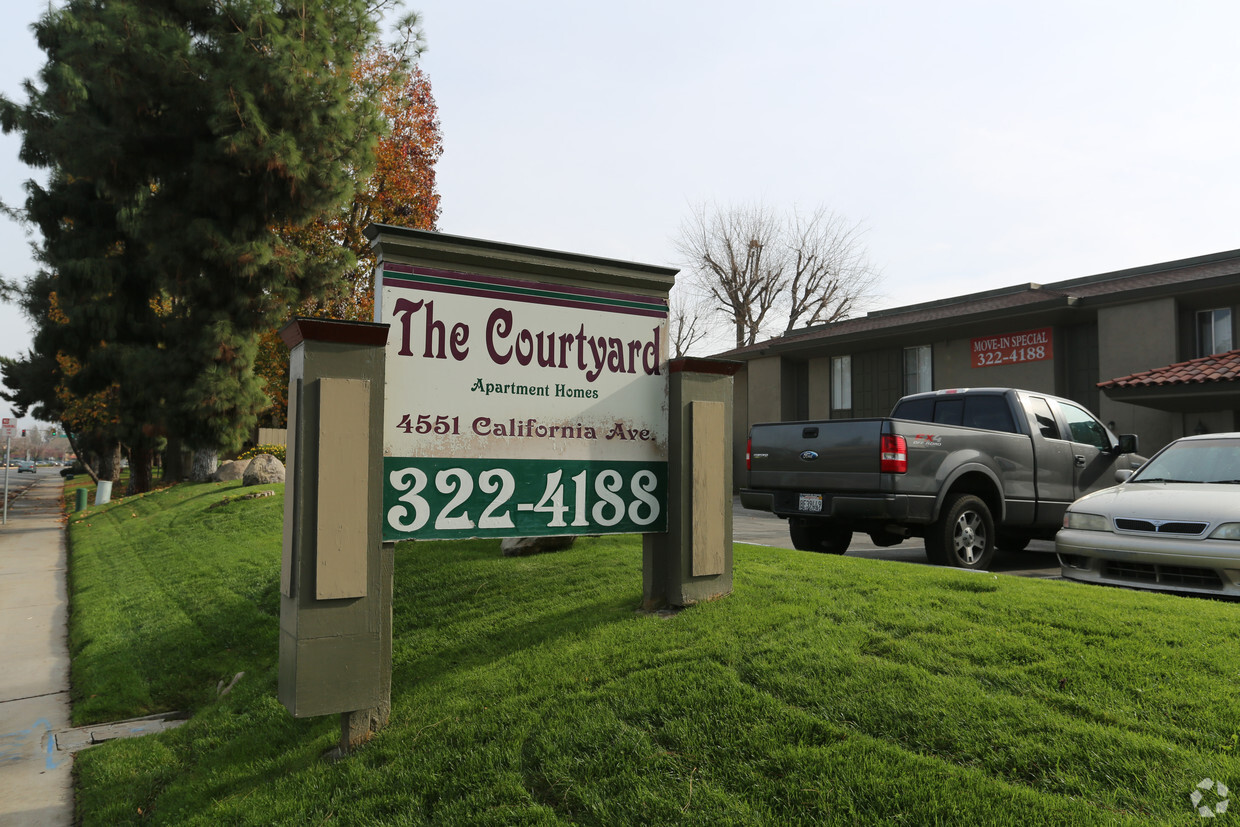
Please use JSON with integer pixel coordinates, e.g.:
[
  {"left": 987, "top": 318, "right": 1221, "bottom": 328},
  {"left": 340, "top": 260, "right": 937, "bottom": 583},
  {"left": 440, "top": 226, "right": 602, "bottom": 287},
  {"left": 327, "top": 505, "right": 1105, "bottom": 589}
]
[{"left": 1057, "top": 433, "right": 1240, "bottom": 597}]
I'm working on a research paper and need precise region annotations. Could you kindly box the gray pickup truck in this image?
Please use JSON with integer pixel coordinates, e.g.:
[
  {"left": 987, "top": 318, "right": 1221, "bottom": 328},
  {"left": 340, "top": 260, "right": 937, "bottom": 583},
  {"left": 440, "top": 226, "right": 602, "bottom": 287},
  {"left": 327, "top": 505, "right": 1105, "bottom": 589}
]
[{"left": 742, "top": 387, "right": 1143, "bottom": 569}]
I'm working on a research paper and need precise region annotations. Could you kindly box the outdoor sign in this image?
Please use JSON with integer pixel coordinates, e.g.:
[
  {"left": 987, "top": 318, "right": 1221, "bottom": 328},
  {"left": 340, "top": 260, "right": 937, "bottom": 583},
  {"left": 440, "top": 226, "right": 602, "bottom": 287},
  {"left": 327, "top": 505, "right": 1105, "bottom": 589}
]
[
  {"left": 378, "top": 263, "right": 669, "bottom": 541},
  {"left": 1, "top": 418, "right": 13, "bottom": 439},
  {"left": 971, "top": 326, "right": 1053, "bottom": 368}
]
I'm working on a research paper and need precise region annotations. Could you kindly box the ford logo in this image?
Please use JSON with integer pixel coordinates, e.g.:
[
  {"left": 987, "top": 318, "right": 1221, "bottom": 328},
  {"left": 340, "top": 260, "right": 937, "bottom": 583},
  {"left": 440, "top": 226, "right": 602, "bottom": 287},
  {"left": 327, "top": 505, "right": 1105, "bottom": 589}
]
[{"left": 799, "top": 450, "right": 819, "bottom": 462}]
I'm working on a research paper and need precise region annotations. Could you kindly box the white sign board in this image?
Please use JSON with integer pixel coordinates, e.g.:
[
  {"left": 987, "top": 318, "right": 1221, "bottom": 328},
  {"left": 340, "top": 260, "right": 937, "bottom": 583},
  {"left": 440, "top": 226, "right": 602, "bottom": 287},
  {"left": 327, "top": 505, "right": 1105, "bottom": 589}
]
[
  {"left": 379, "top": 263, "right": 669, "bottom": 540},
  {"left": 1, "top": 418, "right": 14, "bottom": 439}
]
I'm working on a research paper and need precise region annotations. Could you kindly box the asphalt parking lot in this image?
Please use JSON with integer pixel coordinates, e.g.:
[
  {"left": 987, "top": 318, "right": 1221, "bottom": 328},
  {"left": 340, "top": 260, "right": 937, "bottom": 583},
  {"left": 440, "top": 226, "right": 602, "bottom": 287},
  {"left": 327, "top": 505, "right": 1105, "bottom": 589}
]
[{"left": 732, "top": 496, "right": 1061, "bottom": 579}]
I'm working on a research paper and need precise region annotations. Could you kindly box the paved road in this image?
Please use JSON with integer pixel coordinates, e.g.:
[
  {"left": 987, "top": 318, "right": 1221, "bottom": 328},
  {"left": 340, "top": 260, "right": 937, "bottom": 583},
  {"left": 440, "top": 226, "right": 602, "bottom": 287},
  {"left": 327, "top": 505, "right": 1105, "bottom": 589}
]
[
  {"left": 732, "top": 496, "right": 1061, "bottom": 578},
  {"left": 2, "top": 467, "right": 44, "bottom": 507}
]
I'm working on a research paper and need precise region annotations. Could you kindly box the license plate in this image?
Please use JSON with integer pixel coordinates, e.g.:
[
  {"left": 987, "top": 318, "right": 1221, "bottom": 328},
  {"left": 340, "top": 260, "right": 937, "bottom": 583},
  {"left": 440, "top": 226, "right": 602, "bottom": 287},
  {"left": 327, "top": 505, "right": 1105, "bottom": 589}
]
[{"left": 798, "top": 493, "right": 823, "bottom": 513}]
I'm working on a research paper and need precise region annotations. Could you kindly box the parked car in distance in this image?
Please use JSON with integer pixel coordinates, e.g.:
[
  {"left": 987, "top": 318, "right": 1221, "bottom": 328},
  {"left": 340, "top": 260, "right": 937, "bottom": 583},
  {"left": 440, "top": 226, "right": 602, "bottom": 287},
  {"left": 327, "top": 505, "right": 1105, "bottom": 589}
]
[
  {"left": 1057, "top": 432, "right": 1240, "bottom": 597},
  {"left": 16, "top": 460, "right": 35, "bottom": 474}
]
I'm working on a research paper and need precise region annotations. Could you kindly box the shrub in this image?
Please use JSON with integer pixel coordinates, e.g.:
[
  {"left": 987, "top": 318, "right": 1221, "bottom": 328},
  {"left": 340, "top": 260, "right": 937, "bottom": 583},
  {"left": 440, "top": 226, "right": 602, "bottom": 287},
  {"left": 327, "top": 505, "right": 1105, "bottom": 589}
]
[{"left": 237, "top": 443, "right": 286, "bottom": 463}]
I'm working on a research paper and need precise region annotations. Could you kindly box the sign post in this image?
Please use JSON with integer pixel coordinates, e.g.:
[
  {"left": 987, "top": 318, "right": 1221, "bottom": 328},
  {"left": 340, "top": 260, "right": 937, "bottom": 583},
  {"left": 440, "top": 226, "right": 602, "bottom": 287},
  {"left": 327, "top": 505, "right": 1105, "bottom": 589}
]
[
  {"left": 1, "top": 418, "right": 15, "bottom": 525},
  {"left": 279, "top": 226, "right": 738, "bottom": 751},
  {"left": 641, "top": 358, "right": 742, "bottom": 609}
]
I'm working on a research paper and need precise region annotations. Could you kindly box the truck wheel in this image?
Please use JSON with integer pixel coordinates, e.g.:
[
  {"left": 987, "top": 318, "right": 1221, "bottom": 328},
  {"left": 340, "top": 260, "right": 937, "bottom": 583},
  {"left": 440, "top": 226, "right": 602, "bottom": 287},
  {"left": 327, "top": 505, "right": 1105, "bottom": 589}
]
[
  {"left": 789, "top": 520, "right": 852, "bottom": 554},
  {"left": 926, "top": 494, "right": 995, "bottom": 570}
]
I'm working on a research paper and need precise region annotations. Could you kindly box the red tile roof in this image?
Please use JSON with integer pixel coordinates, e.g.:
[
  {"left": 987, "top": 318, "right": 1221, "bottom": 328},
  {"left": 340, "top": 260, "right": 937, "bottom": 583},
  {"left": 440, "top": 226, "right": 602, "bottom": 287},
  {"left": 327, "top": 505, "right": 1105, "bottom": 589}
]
[{"left": 1098, "top": 349, "right": 1240, "bottom": 389}]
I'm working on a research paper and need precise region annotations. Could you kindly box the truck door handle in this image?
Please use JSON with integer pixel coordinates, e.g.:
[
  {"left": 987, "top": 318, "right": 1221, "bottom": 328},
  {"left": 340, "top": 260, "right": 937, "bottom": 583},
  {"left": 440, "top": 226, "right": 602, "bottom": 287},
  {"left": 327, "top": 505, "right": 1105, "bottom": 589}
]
[
  {"left": 802, "top": 427, "right": 818, "bottom": 439},
  {"left": 1074, "top": 455, "right": 1086, "bottom": 467}
]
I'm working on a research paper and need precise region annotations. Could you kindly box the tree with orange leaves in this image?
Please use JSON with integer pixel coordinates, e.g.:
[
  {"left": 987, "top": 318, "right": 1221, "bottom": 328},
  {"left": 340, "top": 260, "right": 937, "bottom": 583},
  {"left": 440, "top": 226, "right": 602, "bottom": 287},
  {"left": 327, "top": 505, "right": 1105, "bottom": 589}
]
[
  {"left": 288, "top": 47, "right": 442, "bottom": 322},
  {"left": 256, "top": 49, "right": 443, "bottom": 428}
]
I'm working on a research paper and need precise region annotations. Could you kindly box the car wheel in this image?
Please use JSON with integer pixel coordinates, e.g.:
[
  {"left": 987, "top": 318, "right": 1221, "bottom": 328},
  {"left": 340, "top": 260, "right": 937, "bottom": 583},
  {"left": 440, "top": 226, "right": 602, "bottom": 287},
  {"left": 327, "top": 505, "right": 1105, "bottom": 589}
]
[
  {"left": 789, "top": 520, "right": 852, "bottom": 554},
  {"left": 926, "top": 494, "right": 995, "bottom": 569}
]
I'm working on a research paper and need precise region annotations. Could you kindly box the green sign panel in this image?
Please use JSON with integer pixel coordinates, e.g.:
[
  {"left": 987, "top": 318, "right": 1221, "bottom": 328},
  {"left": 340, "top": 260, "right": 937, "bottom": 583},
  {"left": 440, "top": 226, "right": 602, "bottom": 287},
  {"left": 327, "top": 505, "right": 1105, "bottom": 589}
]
[{"left": 383, "top": 457, "right": 667, "bottom": 540}]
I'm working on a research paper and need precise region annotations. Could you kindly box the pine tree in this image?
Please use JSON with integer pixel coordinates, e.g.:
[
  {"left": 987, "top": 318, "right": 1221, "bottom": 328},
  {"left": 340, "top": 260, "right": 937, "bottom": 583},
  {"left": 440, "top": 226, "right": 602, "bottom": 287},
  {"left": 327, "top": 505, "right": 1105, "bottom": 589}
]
[
  {"left": 6, "top": 169, "right": 168, "bottom": 488},
  {"left": 255, "top": 47, "right": 444, "bottom": 429},
  {"left": 3, "top": 0, "right": 397, "bottom": 487}
]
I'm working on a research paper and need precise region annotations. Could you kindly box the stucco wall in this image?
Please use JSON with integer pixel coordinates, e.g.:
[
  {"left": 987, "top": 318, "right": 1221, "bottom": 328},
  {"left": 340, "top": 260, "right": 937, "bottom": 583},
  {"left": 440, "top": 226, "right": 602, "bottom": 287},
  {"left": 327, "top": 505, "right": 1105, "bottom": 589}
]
[
  {"left": 1180, "top": 409, "right": 1235, "bottom": 439},
  {"left": 735, "top": 357, "right": 786, "bottom": 490},
  {"left": 1097, "top": 298, "right": 1179, "bottom": 452},
  {"left": 747, "top": 356, "right": 783, "bottom": 425},
  {"left": 933, "top": 336, "right": 1059, "bottom": 393},
  {"left": 807, "top": 356, "right": 832, "bottom": 418},
  {"left": 731, "top": 365, "right": 749, "bottom": 490}
]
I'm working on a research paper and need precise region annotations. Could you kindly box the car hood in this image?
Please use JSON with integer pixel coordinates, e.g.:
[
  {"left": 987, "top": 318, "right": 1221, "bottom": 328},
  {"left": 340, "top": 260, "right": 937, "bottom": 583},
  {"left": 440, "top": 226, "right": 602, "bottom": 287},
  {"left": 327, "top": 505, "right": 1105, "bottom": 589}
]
[{"left": 1070, "top": 482, "right": 1238, "bottom": 523}]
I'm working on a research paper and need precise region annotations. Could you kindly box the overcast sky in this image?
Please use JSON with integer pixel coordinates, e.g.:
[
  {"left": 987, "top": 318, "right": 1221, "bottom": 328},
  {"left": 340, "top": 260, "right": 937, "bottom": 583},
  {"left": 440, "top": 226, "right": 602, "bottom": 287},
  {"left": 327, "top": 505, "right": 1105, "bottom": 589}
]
[{"left": 3, "top": 1, "right": 1240, "bottom": 425}]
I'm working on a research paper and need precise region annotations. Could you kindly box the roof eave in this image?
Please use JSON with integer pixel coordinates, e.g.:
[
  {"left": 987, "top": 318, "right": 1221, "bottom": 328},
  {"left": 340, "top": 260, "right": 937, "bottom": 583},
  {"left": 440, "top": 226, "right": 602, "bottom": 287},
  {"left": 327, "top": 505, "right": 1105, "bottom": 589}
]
[
  {"left": 719, "top": 294, "right": 1081, "bottom": 361},
  {"left": 1100, "top": 381, "right": 1240, "bottom": 413}
]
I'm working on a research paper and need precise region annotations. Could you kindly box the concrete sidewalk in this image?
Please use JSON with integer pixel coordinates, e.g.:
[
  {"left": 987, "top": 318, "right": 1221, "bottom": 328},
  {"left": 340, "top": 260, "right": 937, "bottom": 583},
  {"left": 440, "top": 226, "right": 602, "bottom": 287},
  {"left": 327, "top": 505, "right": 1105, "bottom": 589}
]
[{"left": 0, "top": 475, "right": 73, "bottom": 827}]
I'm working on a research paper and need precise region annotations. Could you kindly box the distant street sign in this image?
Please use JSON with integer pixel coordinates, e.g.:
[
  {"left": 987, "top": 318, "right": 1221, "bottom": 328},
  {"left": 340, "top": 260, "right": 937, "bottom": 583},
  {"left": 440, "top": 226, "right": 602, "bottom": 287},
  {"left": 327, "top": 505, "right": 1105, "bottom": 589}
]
[{"left": 1, "top": 418, "right": 14, "bottom": 439}]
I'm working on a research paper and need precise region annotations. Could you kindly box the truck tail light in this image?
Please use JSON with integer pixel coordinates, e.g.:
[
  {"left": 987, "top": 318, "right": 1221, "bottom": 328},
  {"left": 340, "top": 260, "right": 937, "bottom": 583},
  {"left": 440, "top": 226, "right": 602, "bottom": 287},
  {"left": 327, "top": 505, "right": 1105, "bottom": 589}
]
[
  {"left": 746, "top": 437, "right": 752, "bottom": 471},
  {"left": 880, "top": 434, "right": 907, "bottom": 474}
]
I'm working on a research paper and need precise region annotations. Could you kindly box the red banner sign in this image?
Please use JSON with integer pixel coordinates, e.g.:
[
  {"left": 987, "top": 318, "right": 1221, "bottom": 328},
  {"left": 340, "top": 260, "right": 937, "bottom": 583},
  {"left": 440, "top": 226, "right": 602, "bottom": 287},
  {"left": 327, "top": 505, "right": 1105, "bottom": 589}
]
[{"left": 971, "top": 327, "right": 1053, "bottom": 368}]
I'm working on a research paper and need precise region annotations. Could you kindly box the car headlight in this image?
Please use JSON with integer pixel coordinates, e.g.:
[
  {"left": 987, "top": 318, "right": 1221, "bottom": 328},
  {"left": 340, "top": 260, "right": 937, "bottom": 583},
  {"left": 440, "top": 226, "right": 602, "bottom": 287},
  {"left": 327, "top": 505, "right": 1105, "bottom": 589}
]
[
  {"left": 1209, "top": 523, "right": 1240, "bottom": 540},
  {"left": 1064, "top": 511, "right": 1109, "bottom": 531}
]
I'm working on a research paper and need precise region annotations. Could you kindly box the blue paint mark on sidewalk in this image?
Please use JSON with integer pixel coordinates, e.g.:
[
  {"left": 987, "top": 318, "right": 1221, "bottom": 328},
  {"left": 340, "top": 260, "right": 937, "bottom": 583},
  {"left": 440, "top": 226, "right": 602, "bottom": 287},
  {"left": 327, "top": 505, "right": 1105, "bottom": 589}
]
[
  {"left": 34, "top": 718, "right": 64, "bottom": 770},
  {"left": 0, "top": 718, "right": 64, "bottom": 770}
]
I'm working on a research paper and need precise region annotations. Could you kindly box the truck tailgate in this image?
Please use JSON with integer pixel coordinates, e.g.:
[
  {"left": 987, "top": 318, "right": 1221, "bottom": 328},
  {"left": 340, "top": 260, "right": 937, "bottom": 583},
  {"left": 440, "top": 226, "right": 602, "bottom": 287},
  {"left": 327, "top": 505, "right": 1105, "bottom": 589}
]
[{"left": 748, "top": 419, "right": 885, "bottom": 491}]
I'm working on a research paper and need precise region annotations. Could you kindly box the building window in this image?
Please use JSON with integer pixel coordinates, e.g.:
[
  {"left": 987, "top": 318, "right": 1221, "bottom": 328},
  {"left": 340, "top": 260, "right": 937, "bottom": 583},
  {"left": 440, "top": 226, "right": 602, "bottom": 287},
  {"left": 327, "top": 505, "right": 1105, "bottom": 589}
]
[
  {"left": 831, "top": 355, "right": 851, "bottom": 410},
  {"left": 904, "top": 345, "right": 932, "bottom": 394},
  {"left": 1197, "top": 308, "right": 1233, "bottom": 356}
]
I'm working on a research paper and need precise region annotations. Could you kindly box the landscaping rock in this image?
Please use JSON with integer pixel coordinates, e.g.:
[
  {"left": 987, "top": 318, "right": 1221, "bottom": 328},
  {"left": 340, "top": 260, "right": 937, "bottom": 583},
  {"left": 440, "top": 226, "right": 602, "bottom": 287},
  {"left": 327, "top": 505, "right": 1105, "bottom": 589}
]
[
  {"left": 501, "top": 535, "right": 576, "bottom": 556},
  {"left": 242, "top": 454, "right": 286, "bottom": 486},
  {"left": 211, "top": 459, "right": 251, "bottom": 482}
]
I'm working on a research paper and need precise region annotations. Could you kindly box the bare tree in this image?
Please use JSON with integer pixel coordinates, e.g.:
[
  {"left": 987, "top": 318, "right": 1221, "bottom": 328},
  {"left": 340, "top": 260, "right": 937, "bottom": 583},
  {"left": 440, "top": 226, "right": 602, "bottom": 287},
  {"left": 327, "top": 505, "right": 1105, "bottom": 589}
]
[
  {"left": 675, "top": 202, "right": 787, "bottom": 348},
  {"left": 667, "top": 282, "right": 713, "bottom": 358},
  {"left": 675, "top": 201, "right": 880, "bottom": 348},
  {"left": 785, "top": 207, "right": 880, "bottom": 332}
]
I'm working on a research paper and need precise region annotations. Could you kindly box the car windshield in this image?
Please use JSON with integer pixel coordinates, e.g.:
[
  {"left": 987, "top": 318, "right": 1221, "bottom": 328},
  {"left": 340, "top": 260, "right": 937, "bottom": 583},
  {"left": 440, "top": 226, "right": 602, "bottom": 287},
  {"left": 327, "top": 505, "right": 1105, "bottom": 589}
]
[{"left": 1129, "top": 437, "right": 1240, "bottom": 484}]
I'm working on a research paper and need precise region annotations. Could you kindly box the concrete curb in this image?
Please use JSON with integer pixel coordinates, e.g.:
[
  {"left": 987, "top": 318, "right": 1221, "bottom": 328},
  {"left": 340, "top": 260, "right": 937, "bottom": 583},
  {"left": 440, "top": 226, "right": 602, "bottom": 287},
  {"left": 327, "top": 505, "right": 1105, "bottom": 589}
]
[{"left": 54, "top": 711, "right": 188, "bottom": 753}]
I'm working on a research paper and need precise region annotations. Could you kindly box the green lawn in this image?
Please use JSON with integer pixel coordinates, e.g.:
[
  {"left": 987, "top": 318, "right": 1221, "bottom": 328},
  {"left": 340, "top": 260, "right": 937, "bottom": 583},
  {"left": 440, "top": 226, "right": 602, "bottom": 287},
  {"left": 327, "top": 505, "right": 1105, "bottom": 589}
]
[{"left": 67, "top": 482, "right": 1240, "bottom": 824}]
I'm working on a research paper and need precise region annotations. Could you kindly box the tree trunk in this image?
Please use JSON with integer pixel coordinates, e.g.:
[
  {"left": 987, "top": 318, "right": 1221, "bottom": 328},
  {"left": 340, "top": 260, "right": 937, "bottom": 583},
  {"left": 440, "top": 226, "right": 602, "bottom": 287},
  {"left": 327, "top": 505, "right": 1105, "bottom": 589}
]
[
  {"left": 95, "top": 441, "right": 123, "bottom": 483},
  {"left": 189, "top": 448, "right": 218, "bottom": 482},
  {"left": 129, "top": 445, "right": 154, "bottom": 494},
  {"left": 164, "top": 436, "right": 185, "bottom": 482},
  {"left": 66, "top": 435, "right": 99, "bottom": 484}
]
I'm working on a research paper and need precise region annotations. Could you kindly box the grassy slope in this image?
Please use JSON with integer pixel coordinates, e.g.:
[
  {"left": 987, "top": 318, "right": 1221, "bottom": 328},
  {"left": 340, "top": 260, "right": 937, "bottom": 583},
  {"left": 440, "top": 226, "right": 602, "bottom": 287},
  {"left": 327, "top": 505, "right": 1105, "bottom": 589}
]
[{"left": 68, "top": 482, "right": 1240, "bottom": 825}]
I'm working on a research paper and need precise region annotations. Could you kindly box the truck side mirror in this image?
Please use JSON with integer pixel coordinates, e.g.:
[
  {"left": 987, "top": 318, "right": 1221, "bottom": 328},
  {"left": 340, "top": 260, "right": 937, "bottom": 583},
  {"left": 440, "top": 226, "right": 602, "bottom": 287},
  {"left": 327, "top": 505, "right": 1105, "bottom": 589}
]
[{"left": 1114, "top": 434, "right": 1138, "bottom": 454}]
